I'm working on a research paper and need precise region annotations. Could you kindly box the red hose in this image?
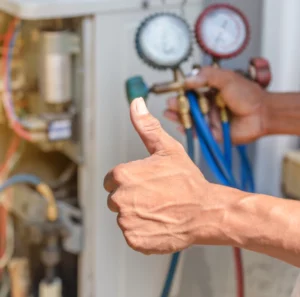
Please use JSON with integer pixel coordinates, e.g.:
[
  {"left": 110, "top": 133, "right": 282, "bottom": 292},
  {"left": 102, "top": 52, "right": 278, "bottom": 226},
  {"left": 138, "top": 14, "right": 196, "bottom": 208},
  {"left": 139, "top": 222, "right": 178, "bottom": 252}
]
[{"left": 233, "top": 247, "right": 244, "bottom": 297}]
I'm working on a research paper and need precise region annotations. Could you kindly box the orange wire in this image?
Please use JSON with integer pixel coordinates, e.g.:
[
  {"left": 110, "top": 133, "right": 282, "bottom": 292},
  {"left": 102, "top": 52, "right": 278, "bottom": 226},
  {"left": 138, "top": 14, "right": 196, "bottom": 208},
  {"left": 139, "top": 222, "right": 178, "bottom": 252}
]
[
  {"left": 2, "top": 18, "right": 32, "bottom": 141},
  {"left": 0, "top": 136, "right": 20, "bottom": 278}
]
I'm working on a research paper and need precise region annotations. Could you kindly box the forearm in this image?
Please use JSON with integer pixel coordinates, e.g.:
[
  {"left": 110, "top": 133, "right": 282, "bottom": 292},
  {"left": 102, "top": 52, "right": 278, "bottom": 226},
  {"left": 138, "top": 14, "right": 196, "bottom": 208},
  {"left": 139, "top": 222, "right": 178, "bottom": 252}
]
[
  {"left": 225, "top": 187, "right": 300, "bottom": 267},
  {"left": 265, "top": 92, "right": 300, "bottom": 136}
]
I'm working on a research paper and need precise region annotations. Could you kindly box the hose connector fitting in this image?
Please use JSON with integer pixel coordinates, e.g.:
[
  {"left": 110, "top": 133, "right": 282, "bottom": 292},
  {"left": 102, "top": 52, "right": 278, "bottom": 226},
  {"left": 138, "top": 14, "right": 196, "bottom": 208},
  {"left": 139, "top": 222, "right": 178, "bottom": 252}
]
[
  {"left": 198, "top": 94, "right": 209, "bottom": 115},
  {"left": 177, "top": 92, "right": 192, "bottom": 129}
]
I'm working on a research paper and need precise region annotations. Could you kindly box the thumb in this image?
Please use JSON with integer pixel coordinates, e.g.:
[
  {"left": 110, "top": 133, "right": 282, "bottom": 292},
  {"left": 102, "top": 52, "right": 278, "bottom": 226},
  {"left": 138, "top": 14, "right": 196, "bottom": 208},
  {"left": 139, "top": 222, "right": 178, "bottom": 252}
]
[{"left": 130, "top": 97, "right": 181, "bottom": 155}]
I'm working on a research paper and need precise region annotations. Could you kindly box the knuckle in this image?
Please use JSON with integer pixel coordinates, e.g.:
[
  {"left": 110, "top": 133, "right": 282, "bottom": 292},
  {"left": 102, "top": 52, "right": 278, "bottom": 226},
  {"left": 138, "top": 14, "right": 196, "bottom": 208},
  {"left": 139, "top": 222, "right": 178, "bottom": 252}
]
[
  {"left": 108, "top": 192, "right": 121, "bottom": 209},
  {"left": 124, "top": 232, "right": 140, "bottom": 251},
  {"left": 112, "top": 164, "right": 127, "bottom": 183},
  {"left": 174, "top": 141, "right": 185, "bottom": 153},
  {"left": 117, "top": 215, "right": 129, "bottom": 231}
]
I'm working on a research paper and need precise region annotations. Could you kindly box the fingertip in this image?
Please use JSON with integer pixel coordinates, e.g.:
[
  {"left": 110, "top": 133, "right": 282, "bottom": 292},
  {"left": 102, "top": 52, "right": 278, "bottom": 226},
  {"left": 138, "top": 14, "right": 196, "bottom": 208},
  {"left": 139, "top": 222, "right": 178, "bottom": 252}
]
[
  {"left": 131, "top": 97, "right": 148, "bottom": 116},
  {"left": 185, "top": 74, "right": 207, "bottom": 89}
]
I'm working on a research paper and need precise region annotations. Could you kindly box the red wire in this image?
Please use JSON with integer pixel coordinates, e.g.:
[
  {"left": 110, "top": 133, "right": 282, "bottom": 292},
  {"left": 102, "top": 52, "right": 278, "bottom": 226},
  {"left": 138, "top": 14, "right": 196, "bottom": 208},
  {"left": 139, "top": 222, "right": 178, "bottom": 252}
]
[
  {"left": 0, "top": 136, "right": 20, "bottom": 278},
  {"left": 0, "top": 136, "right": 20, "bottom": 174},
  {"left": 2, "top": 18, "right": 32, "bottom": 141},
  {"left": 233, "top": 247, "right": 244, "bottom": 297}
]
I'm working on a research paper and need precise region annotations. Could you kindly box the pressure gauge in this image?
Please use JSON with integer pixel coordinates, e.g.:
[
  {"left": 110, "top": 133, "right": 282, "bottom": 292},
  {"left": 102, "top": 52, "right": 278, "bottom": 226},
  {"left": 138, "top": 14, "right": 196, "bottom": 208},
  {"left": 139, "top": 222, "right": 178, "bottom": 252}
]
[
  {"left": 195, "top": 4, "right": 250, "bottom": 59},
  {"left": 136, "top": 13, "right": 193, "bottom": 69}
]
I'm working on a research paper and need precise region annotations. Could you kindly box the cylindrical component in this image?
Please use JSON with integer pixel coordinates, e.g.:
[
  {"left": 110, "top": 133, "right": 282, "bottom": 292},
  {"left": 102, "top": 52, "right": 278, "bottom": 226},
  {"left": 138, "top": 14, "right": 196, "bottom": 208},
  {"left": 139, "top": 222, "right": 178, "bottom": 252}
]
[
  {"left": 39, "top": 278, "right": 62, "bottom": 297},
  {"left": 8, "top": 258, "right": 30, "bottom": 297},
  {"left": 249, "top": 57, "right": 272, "bottom": 89},
  {"left": 39, "top": 30, "right": 75, "bottom": 104}
]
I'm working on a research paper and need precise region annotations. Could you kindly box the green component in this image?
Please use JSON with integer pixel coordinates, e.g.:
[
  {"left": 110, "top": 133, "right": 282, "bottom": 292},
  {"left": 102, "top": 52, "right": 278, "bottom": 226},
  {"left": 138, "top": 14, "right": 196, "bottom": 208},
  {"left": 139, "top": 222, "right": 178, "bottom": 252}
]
[{"left": 126, "top": 76, "right": 149, "bottom": 104}]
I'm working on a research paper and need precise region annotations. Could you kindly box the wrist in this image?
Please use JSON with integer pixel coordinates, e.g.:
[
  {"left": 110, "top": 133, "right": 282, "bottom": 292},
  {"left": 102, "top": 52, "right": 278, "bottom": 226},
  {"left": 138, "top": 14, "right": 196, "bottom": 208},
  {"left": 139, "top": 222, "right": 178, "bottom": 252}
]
[
  {"left": 191, "top": 184, "right": 247, "bottom": 247},
  {"left": 260, "top": 91, "right": 274, "bottom": 137}
]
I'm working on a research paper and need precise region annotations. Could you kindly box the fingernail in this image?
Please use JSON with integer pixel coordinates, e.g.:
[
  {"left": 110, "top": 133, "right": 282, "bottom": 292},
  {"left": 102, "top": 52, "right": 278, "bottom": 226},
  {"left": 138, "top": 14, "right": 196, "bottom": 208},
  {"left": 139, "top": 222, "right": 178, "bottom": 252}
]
[
  {"left": 187, "top": 68, "right": 200, "bottom": 77},
  {"left": 135, "top": 97, "right": 148, "bottom": 115},
  {"left": 186, "top": 73, "right": 206, "bottom": 84}
]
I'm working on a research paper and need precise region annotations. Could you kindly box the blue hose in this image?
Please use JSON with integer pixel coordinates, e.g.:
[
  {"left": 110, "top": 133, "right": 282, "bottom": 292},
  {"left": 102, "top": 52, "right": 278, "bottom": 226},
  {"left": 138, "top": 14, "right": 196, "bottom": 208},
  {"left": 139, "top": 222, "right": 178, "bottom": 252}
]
[
  {"left": 222, "top": 122, "right": 232, "bottom": 171},
  {"left": 187, "top": 91, "right": 237, "bottom": 187},
  {"left": 161, "top": 93, "right": 254, "bottom": 297},
  {"left": 186, "top": 128, "right": 194, "bottom": 160},
  {"left": 197, "top": 126, "right": 230, "bottom": 186},
  {"left": 160, "top": 252, "right": 180, "bottom": 297},
  {"left": 237, "top": 145, "right": 255, "bottom": 192},
  {"left": 0, "top": 174, "right": 41, "bottom": 193},
  {"left": 160, "top": 128, "right": 195, "bottom": 297}
]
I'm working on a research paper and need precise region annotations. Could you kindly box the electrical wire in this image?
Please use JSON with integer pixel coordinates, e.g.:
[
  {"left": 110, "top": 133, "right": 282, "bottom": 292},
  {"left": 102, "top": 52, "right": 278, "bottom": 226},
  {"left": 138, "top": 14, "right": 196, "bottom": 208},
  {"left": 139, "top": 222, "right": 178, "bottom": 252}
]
[
  {"left": 2, "top": 18, "right": 32, "bottom": 141},
  {"left": 0, "top": 136, "right": 21, "bottom": 279},
  {"left": 0, "top": 215, "right": 14, "bottom": 270},
  {"left": 0, "top": 174, "right": 58, "bottom": 222}
]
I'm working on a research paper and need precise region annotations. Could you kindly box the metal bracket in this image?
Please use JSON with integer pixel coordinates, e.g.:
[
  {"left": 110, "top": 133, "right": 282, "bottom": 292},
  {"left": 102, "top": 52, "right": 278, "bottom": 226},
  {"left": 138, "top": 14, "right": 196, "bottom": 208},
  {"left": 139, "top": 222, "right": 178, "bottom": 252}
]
[
  {"left": 58, "top": 201, "right": 83, "bottom": 255},
  {"left": 9, "top": 186, "right": 83, "bottom": 255}
]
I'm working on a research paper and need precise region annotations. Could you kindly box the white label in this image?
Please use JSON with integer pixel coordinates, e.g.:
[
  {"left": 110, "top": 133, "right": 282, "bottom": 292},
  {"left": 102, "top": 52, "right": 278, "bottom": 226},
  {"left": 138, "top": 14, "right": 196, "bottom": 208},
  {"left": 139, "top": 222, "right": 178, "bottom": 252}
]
[{"left": 48, "top": 119, "right": 72, "bottom": 141}]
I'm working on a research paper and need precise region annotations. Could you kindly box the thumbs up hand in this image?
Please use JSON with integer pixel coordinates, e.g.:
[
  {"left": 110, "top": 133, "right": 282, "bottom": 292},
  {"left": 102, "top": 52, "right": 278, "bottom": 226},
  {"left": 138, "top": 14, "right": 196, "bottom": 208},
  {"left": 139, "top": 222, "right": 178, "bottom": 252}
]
[{"left": 104, "top": 98, "right": 231, "bottom": 255}]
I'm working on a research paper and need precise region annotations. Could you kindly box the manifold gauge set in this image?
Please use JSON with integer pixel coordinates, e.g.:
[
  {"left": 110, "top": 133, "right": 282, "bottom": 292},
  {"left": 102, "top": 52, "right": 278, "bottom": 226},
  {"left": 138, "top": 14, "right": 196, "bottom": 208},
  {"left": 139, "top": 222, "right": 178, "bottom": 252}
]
[
  {"left": 127, "top": 3, "right": 271, "bottom": 103},
  {"left": 135, "top": 3, "right": 250, "bottom": 69}
]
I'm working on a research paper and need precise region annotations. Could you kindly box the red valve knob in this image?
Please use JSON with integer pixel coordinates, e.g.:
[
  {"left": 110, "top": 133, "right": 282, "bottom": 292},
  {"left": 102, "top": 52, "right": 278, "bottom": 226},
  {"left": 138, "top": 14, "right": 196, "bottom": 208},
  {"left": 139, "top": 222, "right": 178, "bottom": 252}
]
[{"left": 248, "top": 57, "right": 272, "bottom": 89}]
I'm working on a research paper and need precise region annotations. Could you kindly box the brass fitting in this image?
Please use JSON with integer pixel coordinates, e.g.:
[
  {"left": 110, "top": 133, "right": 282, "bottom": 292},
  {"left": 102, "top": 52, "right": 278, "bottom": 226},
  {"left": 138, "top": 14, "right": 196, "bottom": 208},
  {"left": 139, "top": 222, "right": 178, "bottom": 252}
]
[
  {"left": 177, "top": 92, "right": 192, "bottom": 129},
  {"left": 215, "top": 93, "right": 225, "bottom": 109},
  {"left": 220, "top": 108, "right": 229, "bottom": 123},
  {"left": 151, "top": 81, "right": 183, "bottom": 94},
  {"left": 198, "top": 94, "right": 209, "bottom": 115}
]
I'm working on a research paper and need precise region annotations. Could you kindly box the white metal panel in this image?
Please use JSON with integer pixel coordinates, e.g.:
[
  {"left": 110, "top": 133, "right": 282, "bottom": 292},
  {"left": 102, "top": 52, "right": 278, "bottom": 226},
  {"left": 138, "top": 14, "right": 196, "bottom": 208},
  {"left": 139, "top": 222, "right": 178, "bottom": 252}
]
[
  {"left": 255, "top": 0, "right": 300, "bottom": 197},
  {"left": 81, "top": 3, "right": 202, "bottom": 297},
  {"left": 0, "top": 0, "right": 200, "bottom": 20}
]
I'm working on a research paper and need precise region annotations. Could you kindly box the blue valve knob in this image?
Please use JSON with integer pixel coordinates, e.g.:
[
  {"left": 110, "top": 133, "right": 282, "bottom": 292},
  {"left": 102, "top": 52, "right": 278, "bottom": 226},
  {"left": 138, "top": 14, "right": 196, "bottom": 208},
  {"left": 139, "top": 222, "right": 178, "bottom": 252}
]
[{"left": 125, "top": 76, "right": 149, "bottom": 104}]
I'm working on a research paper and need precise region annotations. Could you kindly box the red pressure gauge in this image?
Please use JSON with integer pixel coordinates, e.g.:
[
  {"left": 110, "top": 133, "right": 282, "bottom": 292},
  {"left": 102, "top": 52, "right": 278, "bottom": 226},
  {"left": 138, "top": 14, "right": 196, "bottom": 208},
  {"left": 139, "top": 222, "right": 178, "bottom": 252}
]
[{"left": 195, "top": 4, "right": 250, "bottom": 60}]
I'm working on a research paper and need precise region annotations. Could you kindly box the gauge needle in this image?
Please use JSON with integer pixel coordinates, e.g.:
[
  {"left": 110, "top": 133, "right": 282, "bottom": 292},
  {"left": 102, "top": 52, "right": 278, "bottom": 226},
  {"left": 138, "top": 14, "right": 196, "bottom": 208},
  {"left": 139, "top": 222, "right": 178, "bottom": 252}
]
[{"left": 214, "top": 20, "right": 228, "bottom": 46}]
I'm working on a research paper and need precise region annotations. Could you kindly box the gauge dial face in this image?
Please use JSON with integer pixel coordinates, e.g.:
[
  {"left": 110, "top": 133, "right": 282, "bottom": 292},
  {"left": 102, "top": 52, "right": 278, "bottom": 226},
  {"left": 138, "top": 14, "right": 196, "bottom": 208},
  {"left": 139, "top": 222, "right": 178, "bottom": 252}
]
[
  {"left": 195, "top": 4, "right": 250, "bottom": 59},
  {"left": 137, "top": 14, "right": 192, "bottom": 69}
]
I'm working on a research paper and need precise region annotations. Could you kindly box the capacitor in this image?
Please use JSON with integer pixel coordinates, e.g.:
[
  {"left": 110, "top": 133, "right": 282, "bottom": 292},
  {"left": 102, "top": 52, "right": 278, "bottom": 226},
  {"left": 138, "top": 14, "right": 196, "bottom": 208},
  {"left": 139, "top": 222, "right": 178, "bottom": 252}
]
[{"left": 39, "top": 30, "right": 79, "bottom": 105}]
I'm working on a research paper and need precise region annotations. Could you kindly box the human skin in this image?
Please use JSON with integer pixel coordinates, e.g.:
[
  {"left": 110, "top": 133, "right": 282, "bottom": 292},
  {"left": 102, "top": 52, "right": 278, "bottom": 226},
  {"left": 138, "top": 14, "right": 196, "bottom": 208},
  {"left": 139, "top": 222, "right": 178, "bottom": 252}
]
[
  {"left": 104, "top": 68, "right": 300, "bottom": 268},
  {"left": 166, "top": 67, "right": 300, "bottom": 144}
]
